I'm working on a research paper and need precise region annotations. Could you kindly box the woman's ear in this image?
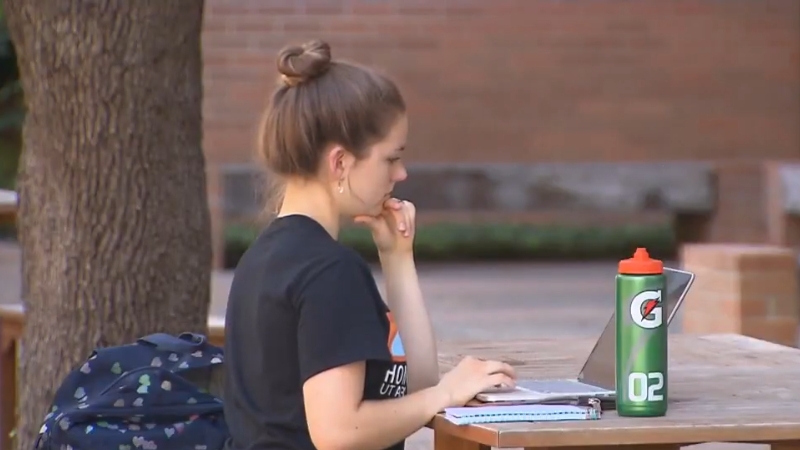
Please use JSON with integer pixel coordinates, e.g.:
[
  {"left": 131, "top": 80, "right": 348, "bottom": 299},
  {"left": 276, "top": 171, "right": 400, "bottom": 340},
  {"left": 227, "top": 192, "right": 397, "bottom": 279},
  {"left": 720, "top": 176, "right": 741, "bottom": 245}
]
[{"left": 326, "top": 144, "right": 351, "bottom": 179}]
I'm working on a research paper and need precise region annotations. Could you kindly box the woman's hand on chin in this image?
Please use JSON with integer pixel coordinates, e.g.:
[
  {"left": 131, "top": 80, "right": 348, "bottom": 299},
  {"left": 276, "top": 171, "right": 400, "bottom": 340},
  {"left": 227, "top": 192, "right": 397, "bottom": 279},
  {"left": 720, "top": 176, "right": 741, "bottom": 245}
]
[{"left": 353, "top": 198, "right": 416, "bottom": 255}]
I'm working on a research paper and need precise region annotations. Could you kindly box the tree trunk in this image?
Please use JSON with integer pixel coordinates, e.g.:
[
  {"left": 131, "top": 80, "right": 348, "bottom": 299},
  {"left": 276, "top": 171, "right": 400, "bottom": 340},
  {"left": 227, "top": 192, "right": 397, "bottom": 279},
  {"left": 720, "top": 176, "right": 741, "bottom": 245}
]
[{"left": 3, "top": 2, "right": 210, "bottom": 450}]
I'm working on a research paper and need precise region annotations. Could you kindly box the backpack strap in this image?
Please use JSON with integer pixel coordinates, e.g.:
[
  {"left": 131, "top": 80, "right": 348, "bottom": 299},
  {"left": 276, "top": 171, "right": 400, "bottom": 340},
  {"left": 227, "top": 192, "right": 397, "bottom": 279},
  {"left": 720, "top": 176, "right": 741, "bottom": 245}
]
[{"left": 137, "top": 332, "right": 208, "bottom": 354}]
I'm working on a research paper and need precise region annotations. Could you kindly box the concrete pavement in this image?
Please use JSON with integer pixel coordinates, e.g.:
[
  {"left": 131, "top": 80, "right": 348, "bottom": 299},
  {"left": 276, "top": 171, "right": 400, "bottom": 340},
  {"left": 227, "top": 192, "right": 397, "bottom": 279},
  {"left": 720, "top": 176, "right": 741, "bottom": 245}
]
[{"left": 4, "top": 241, "right": 674, "bottom": 340}]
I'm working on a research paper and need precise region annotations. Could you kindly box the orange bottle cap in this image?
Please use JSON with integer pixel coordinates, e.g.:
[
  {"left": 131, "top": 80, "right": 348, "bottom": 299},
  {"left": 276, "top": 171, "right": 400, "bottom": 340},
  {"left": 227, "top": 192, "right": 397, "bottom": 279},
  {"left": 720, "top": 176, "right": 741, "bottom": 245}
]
[{"left": 618, "top": 247, "right": 663, "bottom": 275}]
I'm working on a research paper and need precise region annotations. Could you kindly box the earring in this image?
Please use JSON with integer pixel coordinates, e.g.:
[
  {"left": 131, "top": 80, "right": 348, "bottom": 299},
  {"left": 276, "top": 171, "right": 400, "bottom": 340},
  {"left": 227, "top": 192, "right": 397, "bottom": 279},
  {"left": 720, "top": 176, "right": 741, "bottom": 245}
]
[{"left": 337, "top": 179, "right": 344, "bottom": 194}]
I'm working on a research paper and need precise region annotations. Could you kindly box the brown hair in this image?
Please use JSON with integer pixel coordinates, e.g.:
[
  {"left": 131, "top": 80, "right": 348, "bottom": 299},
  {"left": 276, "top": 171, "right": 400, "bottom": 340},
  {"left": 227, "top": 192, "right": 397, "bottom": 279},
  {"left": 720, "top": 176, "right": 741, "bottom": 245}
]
[{"left": 258, "top": 40, "right": 406, "bottom": 180}]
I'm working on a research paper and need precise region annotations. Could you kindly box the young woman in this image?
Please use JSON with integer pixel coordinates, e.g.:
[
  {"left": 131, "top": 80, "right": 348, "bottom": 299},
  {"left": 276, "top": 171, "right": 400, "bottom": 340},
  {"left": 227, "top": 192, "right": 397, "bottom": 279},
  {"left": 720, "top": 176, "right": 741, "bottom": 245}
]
[{"left": 222, "top": 40, "right": 517, "bottom": 450}]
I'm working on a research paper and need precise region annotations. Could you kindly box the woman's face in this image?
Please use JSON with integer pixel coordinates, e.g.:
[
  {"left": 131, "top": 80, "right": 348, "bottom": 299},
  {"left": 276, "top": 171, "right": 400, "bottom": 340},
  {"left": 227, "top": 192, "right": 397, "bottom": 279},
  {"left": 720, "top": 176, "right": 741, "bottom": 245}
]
[{"left": 338, "top": 115, "right": 408, "bottom": 218}]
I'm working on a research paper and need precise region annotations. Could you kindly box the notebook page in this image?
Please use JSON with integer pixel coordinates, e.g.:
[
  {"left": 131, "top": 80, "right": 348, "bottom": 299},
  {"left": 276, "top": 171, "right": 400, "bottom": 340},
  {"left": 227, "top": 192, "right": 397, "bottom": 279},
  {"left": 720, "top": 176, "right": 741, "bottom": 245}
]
[
  {"left": 443, "top": 404, "right": 599, "bottom": 425},
  {"left": 445, "top": 404, "right": 588, "bottom": 417}
]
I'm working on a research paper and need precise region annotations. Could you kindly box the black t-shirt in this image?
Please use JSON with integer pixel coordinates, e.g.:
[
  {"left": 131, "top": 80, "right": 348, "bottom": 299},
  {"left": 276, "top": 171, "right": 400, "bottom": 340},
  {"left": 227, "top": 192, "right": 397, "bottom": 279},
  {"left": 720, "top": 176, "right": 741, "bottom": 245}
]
[{"left": 222, "top": 215, "right": 408, "bottom": 450}]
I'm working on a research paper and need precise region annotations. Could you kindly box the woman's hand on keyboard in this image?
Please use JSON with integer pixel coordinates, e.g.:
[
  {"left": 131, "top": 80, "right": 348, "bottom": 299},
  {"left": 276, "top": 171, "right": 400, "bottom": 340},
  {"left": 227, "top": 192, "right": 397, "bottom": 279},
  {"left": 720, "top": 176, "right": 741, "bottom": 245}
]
[{"left": 435, "top": 356, "right": 517, "bottom": 407}]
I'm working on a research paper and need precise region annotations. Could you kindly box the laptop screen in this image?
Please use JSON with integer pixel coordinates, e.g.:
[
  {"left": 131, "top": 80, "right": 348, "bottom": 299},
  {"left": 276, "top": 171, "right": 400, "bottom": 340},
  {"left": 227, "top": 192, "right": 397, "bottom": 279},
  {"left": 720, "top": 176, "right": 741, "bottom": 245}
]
[{"left": 578, "top": 267, "right": 694, "bottom": 390}]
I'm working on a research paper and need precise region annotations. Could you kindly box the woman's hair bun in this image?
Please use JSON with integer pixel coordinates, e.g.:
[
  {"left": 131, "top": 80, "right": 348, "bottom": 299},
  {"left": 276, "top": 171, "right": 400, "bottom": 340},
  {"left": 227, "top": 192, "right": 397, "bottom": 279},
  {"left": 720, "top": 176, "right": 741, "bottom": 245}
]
[{"left": 276, "top": 40, "right": 332, "bottom": 87}]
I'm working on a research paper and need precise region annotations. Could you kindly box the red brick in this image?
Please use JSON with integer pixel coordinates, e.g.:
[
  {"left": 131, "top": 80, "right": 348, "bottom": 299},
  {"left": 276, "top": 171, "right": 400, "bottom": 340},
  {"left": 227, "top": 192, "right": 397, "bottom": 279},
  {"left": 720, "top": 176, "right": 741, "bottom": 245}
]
[
  {"left": 350, "top": 1, "right": 394, "bottom": 16},
  {"left": 741, "top": 318, "right": 799, "bottom": 348},
  {"left": 203, "top": 0, "right": 800, "bottom": 164},
  {"left": 680, "top": 243, "right": 799, "bottom": 347},
  {"left": 681, "top": 243, "right": 797, "bottom": 272}
]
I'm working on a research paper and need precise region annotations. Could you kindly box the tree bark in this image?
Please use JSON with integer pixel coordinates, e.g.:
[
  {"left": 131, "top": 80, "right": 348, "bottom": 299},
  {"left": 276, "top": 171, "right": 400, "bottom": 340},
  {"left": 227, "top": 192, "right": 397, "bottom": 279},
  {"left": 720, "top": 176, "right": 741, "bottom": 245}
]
[{"left": 3, "top": 2, "right": 210, "bottom": 450}]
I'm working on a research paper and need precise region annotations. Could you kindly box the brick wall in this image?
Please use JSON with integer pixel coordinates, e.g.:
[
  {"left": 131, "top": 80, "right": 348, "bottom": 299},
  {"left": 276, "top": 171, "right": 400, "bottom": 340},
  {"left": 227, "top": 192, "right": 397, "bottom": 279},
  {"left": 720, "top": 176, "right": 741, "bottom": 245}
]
[
  {"left": 201, "top": 0, "right": 800, "bottom": 265},
  {"left": 202, "top": 0, "right": 800, "bottom": 167}
]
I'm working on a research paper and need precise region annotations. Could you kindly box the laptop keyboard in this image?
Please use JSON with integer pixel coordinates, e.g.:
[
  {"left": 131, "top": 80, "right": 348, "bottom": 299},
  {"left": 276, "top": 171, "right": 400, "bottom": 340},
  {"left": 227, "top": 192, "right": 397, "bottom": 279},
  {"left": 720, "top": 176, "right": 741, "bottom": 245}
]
[{"left": 519, "top": 379, "right": 610, "bottom": 394}]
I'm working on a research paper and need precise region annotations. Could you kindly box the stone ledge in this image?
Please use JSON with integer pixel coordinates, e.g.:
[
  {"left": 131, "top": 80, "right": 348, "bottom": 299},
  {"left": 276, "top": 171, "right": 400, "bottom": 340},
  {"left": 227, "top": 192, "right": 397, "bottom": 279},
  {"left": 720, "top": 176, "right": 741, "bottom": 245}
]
[
  {"left": 774, "top": 163, "right": 800, "bottom": 215},
  {"left": 0, "top": 190, "right": 16, "bottom": 216},
  {"left": 219, "top": 164, "right": 266, "bottom": 219},
  {"left": 393, "top": 162, "right": 714, "bottom": 213},
  {"left": 217, "top": 161, "right": 716, "bottom": 220}
]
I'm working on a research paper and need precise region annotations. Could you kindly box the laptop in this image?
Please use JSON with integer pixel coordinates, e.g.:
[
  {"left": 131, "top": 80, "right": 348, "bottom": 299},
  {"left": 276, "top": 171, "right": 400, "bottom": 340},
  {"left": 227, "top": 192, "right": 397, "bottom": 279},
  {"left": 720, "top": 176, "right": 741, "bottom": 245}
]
[{"left": 475, "top": 267, "right": 695, "bottom": 404}]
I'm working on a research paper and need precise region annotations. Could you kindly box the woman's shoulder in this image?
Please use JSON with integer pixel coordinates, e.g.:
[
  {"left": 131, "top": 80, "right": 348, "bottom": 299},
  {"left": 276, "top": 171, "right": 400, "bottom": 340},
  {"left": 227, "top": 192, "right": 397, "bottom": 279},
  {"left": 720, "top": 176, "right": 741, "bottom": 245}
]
[
  {"left": 302, "top": 243, "right": 372, "bottom": 282},
  {"left": 233, "top": 215, "right": 375, "bottom": 294}
]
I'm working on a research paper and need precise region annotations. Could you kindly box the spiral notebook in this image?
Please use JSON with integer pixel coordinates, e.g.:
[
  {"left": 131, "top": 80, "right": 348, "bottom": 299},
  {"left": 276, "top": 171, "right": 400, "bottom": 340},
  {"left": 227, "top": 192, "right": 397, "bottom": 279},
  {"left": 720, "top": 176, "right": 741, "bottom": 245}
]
[{"left": 443, "top": 399, "right": 602, "bottom": 425}]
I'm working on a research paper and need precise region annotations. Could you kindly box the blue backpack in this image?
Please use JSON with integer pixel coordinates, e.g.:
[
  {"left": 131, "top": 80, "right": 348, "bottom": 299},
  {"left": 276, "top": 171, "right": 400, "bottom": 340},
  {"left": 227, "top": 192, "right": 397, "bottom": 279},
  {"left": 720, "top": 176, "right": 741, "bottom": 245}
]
[{"left": 35, "top": 332, "right": 230, "bottom": 450}]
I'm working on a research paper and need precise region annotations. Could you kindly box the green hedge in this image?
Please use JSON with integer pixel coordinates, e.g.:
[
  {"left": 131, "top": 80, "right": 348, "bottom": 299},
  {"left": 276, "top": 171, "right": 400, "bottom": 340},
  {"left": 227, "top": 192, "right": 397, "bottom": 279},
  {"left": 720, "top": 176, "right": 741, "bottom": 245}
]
[{"left": 223, "top": 222, "right": 677, "bottom": 268}]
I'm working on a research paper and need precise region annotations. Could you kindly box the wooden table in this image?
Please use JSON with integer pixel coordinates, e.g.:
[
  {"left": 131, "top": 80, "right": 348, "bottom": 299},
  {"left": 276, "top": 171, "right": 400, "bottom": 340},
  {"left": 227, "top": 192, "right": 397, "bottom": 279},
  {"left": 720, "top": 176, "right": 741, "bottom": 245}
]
[
  {"left": 0, "top": 304, "right": 225, "bottom": 450},
  {"left": 433, "top": 336, "right": 800, "bottom": 450}
]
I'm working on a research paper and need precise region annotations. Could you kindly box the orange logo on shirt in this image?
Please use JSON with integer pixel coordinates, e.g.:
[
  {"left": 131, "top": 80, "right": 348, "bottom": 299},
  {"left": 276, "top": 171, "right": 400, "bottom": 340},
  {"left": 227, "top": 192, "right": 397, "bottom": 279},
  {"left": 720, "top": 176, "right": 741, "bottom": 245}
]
[{"left": 386, "top": 312, "right": 406, "bottom": 363}]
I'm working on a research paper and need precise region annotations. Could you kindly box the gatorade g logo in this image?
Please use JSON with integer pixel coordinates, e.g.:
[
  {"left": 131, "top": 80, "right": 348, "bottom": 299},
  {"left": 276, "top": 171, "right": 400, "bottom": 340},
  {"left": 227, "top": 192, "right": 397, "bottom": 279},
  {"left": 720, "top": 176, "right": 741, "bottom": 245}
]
[{"left": 629, "top": 289, "right": 663, "bottom": 329}]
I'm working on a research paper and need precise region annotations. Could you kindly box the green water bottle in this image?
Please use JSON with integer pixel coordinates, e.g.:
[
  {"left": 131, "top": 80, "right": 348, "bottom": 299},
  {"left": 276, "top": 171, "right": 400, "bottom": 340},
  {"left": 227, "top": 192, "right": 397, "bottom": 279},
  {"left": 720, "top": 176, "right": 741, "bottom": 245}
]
[{"left": 615, "top": 247, "right": 668, "bottom": 417}]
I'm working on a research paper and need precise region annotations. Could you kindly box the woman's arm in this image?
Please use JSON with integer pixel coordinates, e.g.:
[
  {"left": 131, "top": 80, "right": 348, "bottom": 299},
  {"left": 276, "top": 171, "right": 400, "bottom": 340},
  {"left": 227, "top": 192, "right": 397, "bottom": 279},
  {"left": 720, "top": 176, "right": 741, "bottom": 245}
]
[
  {"left": 296, "top": 255, "right": 472, "bottom": 450},
  {"left": 304, "top": 361, "right": 448, "bottom": 450},
  {"left": 304, "top": 355, "right": 519, "bottom": 450},
  {"left": 379, "top": 252, "right": 440, "bottom": 392}
]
